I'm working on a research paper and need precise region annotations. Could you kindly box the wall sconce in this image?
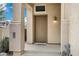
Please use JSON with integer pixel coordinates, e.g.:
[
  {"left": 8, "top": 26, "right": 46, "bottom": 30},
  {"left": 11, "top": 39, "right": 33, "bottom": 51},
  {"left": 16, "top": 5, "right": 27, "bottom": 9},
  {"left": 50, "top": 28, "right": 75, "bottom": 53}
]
[{"left": 53, "top": 16, "right": 58, "bottom": 23}]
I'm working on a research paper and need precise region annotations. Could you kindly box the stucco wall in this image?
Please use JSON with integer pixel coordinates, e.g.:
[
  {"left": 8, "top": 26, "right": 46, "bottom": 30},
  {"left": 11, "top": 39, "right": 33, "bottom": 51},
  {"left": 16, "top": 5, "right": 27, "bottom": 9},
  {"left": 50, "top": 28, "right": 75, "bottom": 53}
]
[
  {"left": 0, "top": 28, "right": 3, "bottom": 41},
  {"left": 46, "top": 4, "right": 61, "bottom": 43},
  {"left": 27, "top": 4, "right": 61, "bottom": 43},
  {"left": 0, "top": 27, "right": 9, "bottom": 41},
  {"left": 3, "top": 26, "right": 10, "bottom": 38}
]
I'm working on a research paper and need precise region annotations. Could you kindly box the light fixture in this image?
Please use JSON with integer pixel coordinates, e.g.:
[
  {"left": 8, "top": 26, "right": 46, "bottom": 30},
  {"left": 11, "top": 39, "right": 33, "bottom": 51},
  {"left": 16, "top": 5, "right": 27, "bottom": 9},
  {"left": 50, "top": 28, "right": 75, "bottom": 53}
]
[{"left": 53, "top": 16, "right": 58, "bottom": 23}]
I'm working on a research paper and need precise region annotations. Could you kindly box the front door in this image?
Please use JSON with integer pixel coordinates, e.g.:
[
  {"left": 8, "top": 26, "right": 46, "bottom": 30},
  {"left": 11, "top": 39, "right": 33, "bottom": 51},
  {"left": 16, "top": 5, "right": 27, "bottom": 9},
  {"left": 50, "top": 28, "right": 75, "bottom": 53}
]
[{"left": 35, "top": 15, "right": 47, "bottom": 43}]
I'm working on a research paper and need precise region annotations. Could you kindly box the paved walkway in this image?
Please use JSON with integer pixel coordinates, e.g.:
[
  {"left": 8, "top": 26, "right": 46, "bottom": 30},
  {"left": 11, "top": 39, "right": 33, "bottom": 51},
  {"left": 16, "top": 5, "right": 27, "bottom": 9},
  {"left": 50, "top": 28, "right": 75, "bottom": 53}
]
[{"left": 22, "top": 43, "right": 61, "bottom": 56}]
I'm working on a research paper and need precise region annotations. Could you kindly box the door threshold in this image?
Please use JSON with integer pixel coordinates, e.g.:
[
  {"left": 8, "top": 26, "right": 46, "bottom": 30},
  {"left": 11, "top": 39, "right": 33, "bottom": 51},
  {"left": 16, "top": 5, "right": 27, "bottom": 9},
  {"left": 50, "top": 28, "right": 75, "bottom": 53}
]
[{"left": 34, "top": 43, "right": 47, "bottom": 45}]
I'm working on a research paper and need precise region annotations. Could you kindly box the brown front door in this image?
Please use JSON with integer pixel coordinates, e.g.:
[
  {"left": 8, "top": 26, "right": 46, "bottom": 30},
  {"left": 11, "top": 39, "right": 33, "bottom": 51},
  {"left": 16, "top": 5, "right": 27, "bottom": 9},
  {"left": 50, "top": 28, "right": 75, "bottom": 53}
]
[{"left": 35, "top": 15, "right": 47, "bottom": 43}]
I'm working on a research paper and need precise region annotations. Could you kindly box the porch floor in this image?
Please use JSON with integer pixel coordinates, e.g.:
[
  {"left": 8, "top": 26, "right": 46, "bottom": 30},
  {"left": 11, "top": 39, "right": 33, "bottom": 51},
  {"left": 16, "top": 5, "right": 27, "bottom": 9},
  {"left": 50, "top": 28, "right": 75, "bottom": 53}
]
[{"left": 22, "top": 43, "right": 61, "bottom": 56}]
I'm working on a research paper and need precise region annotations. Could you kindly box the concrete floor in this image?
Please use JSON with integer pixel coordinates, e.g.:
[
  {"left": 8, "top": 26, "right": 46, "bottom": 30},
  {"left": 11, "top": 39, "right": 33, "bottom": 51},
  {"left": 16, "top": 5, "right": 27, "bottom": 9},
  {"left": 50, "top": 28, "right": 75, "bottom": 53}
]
[{"left": 22, "top": 43, "right": 61, "bottom": 56}]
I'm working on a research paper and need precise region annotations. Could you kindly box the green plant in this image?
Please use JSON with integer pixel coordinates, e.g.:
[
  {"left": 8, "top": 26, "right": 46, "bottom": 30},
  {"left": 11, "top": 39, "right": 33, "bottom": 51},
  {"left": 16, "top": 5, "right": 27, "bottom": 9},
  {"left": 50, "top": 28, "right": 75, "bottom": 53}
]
[
  {"left": 0, "top": 4, "right": 6, "bottom": 21},
  {"left": 0, "top": 9, "right": 5, "bottom": 21},
  {"left": 0, "top": 37, "right": 9, "bottom": 53},
  {"left": 62, "top": 43, "right": 72, "bottom": 56}
]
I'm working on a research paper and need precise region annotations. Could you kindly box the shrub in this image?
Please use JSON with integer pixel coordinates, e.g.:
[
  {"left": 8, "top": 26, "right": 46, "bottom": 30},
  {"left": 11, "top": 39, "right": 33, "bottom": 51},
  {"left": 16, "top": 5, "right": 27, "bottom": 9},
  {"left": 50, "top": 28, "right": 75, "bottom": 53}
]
[
  {"left": 0, "top": 37, "right": 9, "bottom": 53},
  {"left": 62, "top": 43, "right": 72, "bottom": 56}
]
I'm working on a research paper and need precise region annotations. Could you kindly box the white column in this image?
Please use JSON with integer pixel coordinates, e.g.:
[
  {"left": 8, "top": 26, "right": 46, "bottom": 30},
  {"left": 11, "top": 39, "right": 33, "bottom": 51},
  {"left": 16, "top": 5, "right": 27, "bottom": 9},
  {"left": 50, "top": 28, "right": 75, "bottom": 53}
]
[{"left": 9, "top": 3, "right": 25, "bottom": 55}]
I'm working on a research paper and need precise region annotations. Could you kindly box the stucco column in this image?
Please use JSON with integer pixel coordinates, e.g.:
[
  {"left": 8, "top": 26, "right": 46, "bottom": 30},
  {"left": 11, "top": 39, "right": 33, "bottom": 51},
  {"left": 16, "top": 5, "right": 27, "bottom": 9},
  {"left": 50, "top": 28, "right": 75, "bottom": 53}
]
[
  {"left": 61, "top": 3, "right": 69, "bottom": 54},
  {"left": 25, "top": 4, "right": 33, "bottom": 43},
  {"left": 68, "top": 4, "right": 79, "bottom": 56},
  {"left": 62, "top": 3, "right": 79, "bottom": 56},
  {"left": 9, "top": 3, "right": 25, "bottom": 55}
]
